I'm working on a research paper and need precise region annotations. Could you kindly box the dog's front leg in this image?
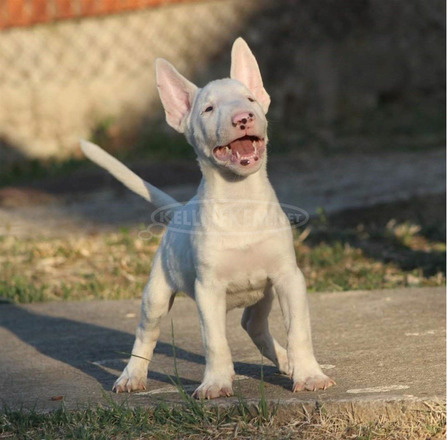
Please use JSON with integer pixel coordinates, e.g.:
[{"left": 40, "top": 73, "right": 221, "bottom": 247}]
[
  {"left": 113, "top": 254, "right": 175, "bottom": 393},
  {"left": 272, "top": 268, "right": 335, "bottom": 392},
  {"left": 192, "top": 280, "right": 235, "bottom": 399}
]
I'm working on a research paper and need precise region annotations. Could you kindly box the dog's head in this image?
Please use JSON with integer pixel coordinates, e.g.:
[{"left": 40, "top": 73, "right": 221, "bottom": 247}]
[{"left": 156, "top": 38, "right": 270, "bottom": 177}]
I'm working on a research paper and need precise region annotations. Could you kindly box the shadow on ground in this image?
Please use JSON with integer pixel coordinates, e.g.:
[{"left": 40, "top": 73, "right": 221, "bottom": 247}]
[
  {"left": 304, "top": 193, "right": 446, "bottom": 277},
  {"left": 0, "top": 304, "right": 289, "bottom": 394}
]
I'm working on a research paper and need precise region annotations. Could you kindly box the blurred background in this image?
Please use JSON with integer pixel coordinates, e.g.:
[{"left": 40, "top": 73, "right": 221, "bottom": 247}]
[
  {"left": 0, "top": 0, "right": 445, "bottom": 162},
  {"left": 0, "top": 0, "right": 445, "bottom": 302}
]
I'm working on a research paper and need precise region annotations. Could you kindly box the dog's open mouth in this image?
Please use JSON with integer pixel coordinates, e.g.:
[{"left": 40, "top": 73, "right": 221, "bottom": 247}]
[{"left": 213, "top": 135, "right": 265, "bottom": 167}]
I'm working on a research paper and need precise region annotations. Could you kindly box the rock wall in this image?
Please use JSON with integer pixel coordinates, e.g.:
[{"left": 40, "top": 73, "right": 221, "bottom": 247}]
[
  {"left": 0, "top": 0, "right": 261, "bottom": 164},
  {"left": 0, "top": 0, "right": 444, "bottom": 165}
]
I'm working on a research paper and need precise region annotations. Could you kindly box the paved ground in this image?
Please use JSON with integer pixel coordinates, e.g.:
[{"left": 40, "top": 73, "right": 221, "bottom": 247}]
[{"left": 0, "top": 286, "right": 444, "bottom": 413}]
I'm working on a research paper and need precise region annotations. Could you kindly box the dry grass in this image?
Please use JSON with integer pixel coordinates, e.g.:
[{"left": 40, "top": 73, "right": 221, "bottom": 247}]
[
  {"left": 0, "top": 218, "right": 445, "bottom": 303},
  {"left": 269, "top": 401, "right": 446, "bottom": 440},
  {"left": 0, "top": 229, "right": 159, "bottom": 302},
  {"left": 1, "top": 399, "right": 445, "bottom": 439}
]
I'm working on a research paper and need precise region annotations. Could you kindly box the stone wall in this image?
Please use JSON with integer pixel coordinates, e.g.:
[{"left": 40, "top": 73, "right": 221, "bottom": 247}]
[
  {"left": 0, "top": 0, "right": 261, "bottom": 164},
  {"left": 0, "top": 0, "right": 444, "bottom": 165}
]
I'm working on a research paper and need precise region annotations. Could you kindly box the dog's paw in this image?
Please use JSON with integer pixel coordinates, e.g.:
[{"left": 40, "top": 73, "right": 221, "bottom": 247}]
[
  {"left": 192, "top": 382, "right": 234, "bottom": 400},
  {"left": 292, "top": 374, "right": 335, "bottom": 392},
  {"left": 113, "top": 368, "right": 147, "bottom": 393}
]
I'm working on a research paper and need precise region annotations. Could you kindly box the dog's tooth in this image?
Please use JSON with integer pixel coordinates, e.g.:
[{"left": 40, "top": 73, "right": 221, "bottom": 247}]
[{"left": 236, "top": 151, "right": 240, "bottom": 159}]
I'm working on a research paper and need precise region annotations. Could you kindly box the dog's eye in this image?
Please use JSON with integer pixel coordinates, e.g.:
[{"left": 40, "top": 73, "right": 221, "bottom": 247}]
[
  {"left": 248, "top": 97, "right": 255, "bottom": 102},
  {"left": 204, "top": 106, "right": 213, "bottom": 113}
]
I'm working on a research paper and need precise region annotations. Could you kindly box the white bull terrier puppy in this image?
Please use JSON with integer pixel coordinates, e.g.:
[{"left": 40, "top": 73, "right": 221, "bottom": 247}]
[{"left": 80, "top": 37, "right": 335, "bottom": 399}]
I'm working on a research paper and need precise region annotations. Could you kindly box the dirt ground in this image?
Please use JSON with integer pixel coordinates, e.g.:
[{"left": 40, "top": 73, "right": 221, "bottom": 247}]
[{"left": 0, "top": 149, "right": 444, "bottom": 238}]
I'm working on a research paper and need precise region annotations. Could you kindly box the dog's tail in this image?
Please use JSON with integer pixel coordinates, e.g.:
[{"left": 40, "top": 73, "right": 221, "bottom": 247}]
[{"left": 80, "top": 140, "right": 181, "bottom": 221}]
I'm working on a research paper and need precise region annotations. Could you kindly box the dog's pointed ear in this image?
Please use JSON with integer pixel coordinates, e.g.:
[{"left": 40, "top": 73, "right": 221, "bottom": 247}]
[
  {"left": 230, "top": 38, "right": 270, "bottom": 114},
  {"left": 155, "top": 58, "right": 198, "bottom": 133}
]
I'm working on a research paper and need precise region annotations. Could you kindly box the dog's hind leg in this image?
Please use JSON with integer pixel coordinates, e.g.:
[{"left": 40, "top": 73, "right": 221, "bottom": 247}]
[
  {"left": 272, "top": 267, "right": 335, "bottom": 392},
  {"left": 241, "top": 284, "right": 289, "bottom": 375},
  {"left": 113, "top": 252, "right": 175, "bottom": 393}
]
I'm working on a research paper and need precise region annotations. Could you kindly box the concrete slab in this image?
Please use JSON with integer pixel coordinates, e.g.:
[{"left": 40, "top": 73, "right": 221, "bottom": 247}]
[{"left": 0, "top": 287, "right": 445, "bottom": 413}]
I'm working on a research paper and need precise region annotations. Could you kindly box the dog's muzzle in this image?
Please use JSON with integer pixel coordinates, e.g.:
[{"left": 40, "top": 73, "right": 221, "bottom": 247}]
[{"left": 213, "top": 135, "right": 265, "bottom": 167}]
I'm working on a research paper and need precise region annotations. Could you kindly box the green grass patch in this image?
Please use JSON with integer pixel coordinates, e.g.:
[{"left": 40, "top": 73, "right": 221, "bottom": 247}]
[
  {"left": 0, "top": 157, "right": 89, "bottom": 188},
  {"left": 0, "top": 124, "right": 194, "bottom": 189},
  {"left": 1, "top": 351, "right": 280, "bottom": 440},
  {"left": 132, "top": 124, "right": 195, "bottom": 161},
  {"left": 0, "top": 276, "right": 47, "bottom": 304},
  {"left": 0, "top": 401, "right": 273, "bottom": 440}
]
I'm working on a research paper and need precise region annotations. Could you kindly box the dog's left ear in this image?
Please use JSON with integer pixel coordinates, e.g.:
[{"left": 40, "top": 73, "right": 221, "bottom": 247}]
[
  {"left": 156, "top": 58, "right": 198, "bottom": 133},
  {"left": 230, "top": 38, "right": 270, "bottom": 114}
]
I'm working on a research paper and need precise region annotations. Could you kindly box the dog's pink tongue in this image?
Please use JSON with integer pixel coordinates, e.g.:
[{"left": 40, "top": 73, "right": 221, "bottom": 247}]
[{"left": 230, "top": 138, "right": 254, "bottom": 156}]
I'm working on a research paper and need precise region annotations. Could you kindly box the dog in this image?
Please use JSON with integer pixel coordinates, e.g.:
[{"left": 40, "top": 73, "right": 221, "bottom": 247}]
[{"left": 80, "top": 37, "right": 335, "bottom": 399}]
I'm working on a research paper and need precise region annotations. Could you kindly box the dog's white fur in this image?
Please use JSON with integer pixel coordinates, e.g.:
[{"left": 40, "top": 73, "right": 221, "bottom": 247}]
[{"left": 81, "top": 38, "right": 335, "bottom": 399}]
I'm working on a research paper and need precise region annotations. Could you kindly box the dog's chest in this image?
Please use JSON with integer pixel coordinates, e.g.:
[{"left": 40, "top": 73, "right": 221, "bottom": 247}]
[
  {"left": 213, "top": 237, "right": 282, "bottom": 294},
  {"left": 221, "top": 248, "right": 271, "bottom": 309}
]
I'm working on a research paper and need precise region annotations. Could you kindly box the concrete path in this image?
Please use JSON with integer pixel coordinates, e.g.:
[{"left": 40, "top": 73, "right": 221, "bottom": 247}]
[{"left": 0, "top": 287, "right": 444, "bottom": 413}]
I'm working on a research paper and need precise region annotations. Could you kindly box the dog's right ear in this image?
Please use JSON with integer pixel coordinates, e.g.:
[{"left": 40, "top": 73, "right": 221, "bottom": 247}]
[
  {"left": 155, "top": 58, "right": 198, "bottom": 133},
  {"left": 230, "top": 38, "right": 270, "bottom": 114}
]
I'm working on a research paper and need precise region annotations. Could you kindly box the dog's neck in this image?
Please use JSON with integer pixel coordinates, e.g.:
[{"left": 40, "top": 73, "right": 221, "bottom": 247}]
[{"left": 197, "top": 159, "right": 274, "bottom": 201}]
